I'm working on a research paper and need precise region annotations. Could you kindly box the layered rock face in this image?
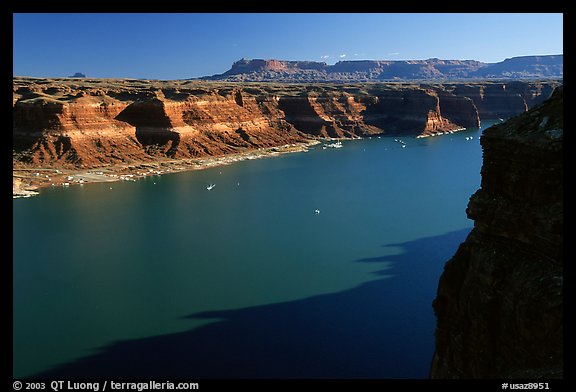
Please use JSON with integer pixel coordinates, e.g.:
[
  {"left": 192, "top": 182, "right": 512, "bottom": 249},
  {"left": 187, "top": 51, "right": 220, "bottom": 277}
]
[
  {"left": 13, "top": 81, "right": 307, "bottom": 167},
  {"left": 359, "top": 89, "right": 465, "bottom": 136},
  {"left": 13, "top": 92, "right": 143, "bottom": 166},
  {"left": 448, "top": 81, "right": 557, "bottom": 119},
  {"left": 13, "top": 78, "right": 558, "bottom": 169},
  {"left": 431, "top": 87, "right": 563, "bottom": 378},
  {"left": 276, "top": 89, "right": 465, "bottom": 138}
]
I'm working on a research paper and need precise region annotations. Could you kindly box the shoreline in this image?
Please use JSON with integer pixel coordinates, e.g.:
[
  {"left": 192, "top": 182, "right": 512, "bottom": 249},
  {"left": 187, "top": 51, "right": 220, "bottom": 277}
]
[
  {"left": 12, "top": 127, "right": 474, "bottom": 199},
  {"left": 13, "top": 140, "right": 320, "bottom": 198},
  {"left": 415, "top": 127, "right": 467, "bottom": 138}
]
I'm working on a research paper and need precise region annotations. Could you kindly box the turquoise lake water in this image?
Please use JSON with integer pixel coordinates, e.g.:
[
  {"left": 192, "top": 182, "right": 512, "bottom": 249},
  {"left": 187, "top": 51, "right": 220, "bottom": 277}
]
[{"left": 13, "top": 122, "right": 496, "bottom": 378}]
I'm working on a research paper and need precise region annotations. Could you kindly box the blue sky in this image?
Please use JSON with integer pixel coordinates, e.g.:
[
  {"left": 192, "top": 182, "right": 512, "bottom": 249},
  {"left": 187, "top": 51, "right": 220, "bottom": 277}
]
[{"left": 13, "top": 13, "right": 563, "bottom": 80}]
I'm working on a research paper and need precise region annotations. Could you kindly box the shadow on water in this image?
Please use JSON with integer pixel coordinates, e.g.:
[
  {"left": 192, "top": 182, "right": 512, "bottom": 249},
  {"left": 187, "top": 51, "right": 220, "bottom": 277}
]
[{"left": 32, "top": 229, "right": 470, "bottom": 379}]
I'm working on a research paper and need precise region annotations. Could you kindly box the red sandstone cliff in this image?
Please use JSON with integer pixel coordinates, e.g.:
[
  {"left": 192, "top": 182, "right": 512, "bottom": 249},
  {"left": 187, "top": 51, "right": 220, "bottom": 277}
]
[
  {"left": 13, "top": 78, "right": 558, "bottom": 170},
  {"left": 13, "top": 81, "right": 308, "bottom": 167}
]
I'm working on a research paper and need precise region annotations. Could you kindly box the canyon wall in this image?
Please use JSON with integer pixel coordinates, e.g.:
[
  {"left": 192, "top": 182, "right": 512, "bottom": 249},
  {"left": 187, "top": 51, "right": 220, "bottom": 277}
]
[
  {"left": 13, "top": 82, "right": 307, "bottom": 167},
  {"left": 13, "top": 78, "right": 559, "bottom": 169},
  {"left": 447, "top": 81, "right": 557, "bottom": 119},
  {"left": 431, "top": 87, "right": 563, "bottom": 378}
]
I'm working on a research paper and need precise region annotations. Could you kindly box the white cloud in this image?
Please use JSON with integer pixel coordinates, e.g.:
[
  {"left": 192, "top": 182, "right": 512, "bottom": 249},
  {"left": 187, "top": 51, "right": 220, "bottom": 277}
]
[
  {"left": 353, "top": 53, "right": 360, "bottom": 56},
  {"left": 320, "top": 55, "right": 330, "bottom": 59},
  {"left": 388, "top": 52, "right": 400, "bottom": 56},
  {"left": 339, "top": 54, "right": 347, "bottom": 58}
]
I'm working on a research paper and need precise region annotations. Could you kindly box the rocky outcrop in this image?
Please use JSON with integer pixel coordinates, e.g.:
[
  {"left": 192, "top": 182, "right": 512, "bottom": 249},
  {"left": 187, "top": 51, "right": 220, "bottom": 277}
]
[
  {"left": 359, "top": 89, "right": 464, "bottom": 136},
  {"left": 436, "top": 90, "right": 480, "bottom": 129},
  {"left": 276, "top": 90, "right": 461, "bottom": 138},
  {"left": 13, "top": 78, "right": 559, "bottom": 169},
  {"left": 448, "top": 83, "right": 521, "bottom": 119},
  {"left": 12, "top": 93, "right": 144, "bottom": 166},
  {"left": 204, "top": 55, "right": 563, "bottom": 83},
  {"left": 13, "top": 81, "right": 307, "bottom": 167},
  {"left": 440, "top": 81, "right": 560, "bottom": 120},
  {"left": 472, "top": 55, "right": 564, "bottom": 79},
  {"left": 431, "top": 87, "right": 563, "bottom": 378}
]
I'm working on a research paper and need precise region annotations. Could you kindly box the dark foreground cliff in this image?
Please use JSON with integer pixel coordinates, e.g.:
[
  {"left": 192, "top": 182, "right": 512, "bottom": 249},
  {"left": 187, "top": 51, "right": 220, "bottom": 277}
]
[{"left": 431, "top": 87, "right": 563, "bottom": 378}]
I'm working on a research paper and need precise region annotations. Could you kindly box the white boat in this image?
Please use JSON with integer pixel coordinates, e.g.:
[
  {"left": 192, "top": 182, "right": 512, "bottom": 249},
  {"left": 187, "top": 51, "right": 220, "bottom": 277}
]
[
  {"left": 207, "top": 183, "right": 216, "bottom": 190},
  {"left": 314, "top": 209, "right": 320, "bottom": 214},
  {"left": 323, "top": 140, "right": 343, "bottom": 149}
]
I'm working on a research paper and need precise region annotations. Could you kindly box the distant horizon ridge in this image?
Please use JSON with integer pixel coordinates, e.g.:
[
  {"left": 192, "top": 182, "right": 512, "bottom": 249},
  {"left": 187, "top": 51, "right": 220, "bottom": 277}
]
[
  {"left": 201, "top": 54, "right": 563, "bottom": 83},
  {"left": 231, "top": 53, "right": 563, "bottom": 64},
  {"left": 12, "top": 54, "right": 563, "bottom": 81}
]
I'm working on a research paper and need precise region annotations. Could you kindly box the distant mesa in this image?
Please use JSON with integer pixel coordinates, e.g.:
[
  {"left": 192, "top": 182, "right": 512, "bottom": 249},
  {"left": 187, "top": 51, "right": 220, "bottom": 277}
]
[
  {"left": 201, "top": 55, "right": 563, "bottom": 82},
  {"left": 69, "top": 72, "right": 86, "bottom": 78}
]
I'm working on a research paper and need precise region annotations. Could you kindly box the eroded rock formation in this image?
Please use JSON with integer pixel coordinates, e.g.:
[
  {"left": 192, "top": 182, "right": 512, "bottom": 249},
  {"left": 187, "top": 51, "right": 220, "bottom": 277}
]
[
  {"left": 448, "top": 81, "right": 557, "bottom": 120},
  {"left": 431, "top": 87, "right": 563, "bottom": 378},
  {"left": 13, "top": 78, "right": 559, "bottom": 169}
]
